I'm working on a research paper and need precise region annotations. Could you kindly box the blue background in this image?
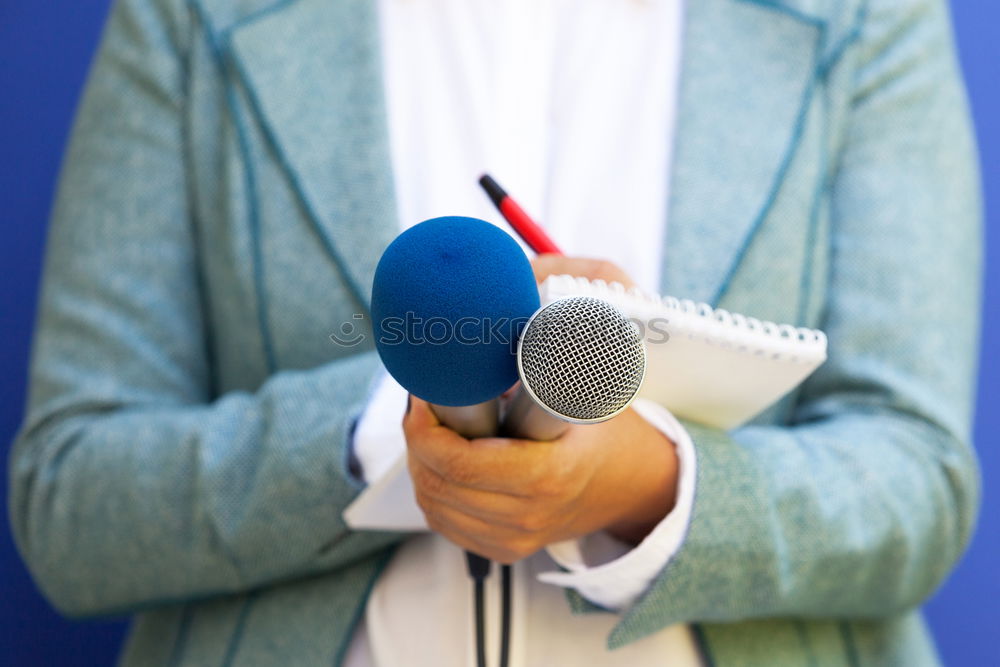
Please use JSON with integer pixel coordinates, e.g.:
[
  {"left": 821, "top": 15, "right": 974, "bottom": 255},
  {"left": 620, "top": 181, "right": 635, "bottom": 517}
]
[{"left": 1, "top": 1, "right": 996, "bottom": 664}]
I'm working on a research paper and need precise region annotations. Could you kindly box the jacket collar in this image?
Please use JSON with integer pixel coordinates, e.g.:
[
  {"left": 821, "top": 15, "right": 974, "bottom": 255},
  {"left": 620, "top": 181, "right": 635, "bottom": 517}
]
[
  {"left": 661, "top": 0, "right": 825, "bottom": 305},
  {"left": 220, "top": 0, "right": 827, "bottom": 308},
  {"left": 225, "top": 0, "right": 397, "bottom": 311}
]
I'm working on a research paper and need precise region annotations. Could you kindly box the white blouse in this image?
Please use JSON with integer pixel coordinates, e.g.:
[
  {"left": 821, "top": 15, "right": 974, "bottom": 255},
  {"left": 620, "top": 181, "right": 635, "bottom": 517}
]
[{"left": 345, "top": 0, "right": 700, "bottom": 665}]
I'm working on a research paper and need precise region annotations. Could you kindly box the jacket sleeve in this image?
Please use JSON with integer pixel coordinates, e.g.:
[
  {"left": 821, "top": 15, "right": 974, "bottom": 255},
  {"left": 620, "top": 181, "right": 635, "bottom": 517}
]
[
  {"left": 7, "top": 0, "right": 399, "bottom": 618},
  {"left": 606, "top": 0, "right": 982, "bottom": 648}
]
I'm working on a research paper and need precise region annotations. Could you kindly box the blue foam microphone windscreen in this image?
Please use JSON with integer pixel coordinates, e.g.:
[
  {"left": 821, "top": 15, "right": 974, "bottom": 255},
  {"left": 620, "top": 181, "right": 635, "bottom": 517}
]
[{"left": 371, "top": 216, "right": 541, "bottom": 406}]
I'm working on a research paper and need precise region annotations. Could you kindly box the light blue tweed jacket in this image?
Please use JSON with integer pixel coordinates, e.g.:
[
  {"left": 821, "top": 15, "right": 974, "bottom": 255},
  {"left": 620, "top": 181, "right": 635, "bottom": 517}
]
[{"left": 8, "top": 0, "right": 982, "bottom": 664}]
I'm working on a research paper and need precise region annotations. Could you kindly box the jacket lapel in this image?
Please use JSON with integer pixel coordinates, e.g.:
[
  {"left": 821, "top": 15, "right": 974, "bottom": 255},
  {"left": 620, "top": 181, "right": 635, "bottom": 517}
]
[
  {"left": 226, "top": 0, "right": 397, "bottom": 312},
  {"left": 221, "top": 0, "right": 827, "bottom": 312},
  {"left": 661, "top": 0, "right": 825, "bottom": 306}
]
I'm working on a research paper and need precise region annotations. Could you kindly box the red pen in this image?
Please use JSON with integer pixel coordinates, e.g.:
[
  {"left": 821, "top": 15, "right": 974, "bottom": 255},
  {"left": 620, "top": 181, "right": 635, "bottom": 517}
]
[{"left": 479, "top": 174, "right": 563, "bottom": 255}]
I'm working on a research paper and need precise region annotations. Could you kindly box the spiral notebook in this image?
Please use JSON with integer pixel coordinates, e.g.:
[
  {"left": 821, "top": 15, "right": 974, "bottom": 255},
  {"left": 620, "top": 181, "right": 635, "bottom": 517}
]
[{"left": 540, "top": 275, "right": 828, "bottom": 430}]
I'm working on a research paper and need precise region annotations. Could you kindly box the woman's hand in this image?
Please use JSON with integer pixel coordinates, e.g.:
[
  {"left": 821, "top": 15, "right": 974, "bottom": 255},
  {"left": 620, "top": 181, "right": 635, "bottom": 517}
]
[
  {"left": 531, "top": 254, "right": 637, "bottom": 290},
  {"left": 404, "top": 396, "right": 679, "bottom": 564}
]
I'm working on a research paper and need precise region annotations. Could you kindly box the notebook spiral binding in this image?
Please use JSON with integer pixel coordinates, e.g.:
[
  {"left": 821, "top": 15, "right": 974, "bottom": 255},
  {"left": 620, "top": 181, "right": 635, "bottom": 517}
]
[{"left": 541, "top": 275, "right": 828, "bottom": 366}]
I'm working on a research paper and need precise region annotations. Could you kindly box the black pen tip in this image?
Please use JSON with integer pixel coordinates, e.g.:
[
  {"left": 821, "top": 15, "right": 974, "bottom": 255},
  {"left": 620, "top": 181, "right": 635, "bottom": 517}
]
[{"left": 478, "top": 174, "right": 507, "bottom": 208}]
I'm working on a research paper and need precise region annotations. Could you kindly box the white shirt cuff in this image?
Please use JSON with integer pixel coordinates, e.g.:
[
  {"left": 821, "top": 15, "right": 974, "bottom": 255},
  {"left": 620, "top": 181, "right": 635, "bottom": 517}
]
[
  {"left": 343, "top": 372, "right": 431, "bottom": 531},
  {"left": 353, "top": 372, "right": 411, "bottom": 485},
  {"left": 537, "top": 398, "right": 697, "bottom": 611}
]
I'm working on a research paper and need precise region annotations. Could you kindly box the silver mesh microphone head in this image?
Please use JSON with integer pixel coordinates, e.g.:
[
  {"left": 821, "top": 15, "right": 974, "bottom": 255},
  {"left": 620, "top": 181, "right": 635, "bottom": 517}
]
[{"left": 516, "top": 296, "right": 646, "bottom": 423}]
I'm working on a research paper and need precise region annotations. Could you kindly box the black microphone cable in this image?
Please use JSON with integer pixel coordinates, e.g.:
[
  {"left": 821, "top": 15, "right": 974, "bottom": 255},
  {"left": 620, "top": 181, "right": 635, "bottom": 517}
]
[
  {"left": 465, "top": 552, "right": 490, "bottom": 667},
  {"left": 465, "top": 553, "right": 513, "bottom": 667},
  {"left": 499, "top": 564, "right": 512, "bottom": 667}
]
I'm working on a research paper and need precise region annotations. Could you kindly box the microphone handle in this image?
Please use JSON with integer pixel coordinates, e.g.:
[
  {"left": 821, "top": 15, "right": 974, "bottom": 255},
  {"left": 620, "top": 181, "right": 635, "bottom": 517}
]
[
  {"left": 430, "top": 403, "right": 497, "bottom": 598},
  {"left": 501, "top": 386, "right": 570, "bottom": 441},
  {"left": 430, "top": 401, "right": 500, "bottom": 439}
]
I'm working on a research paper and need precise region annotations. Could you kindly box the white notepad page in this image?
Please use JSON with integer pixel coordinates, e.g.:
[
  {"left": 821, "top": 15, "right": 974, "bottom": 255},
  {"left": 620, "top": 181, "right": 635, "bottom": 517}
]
[{"left": 540, "top": 275, "right": 827, "bottom": 430}]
